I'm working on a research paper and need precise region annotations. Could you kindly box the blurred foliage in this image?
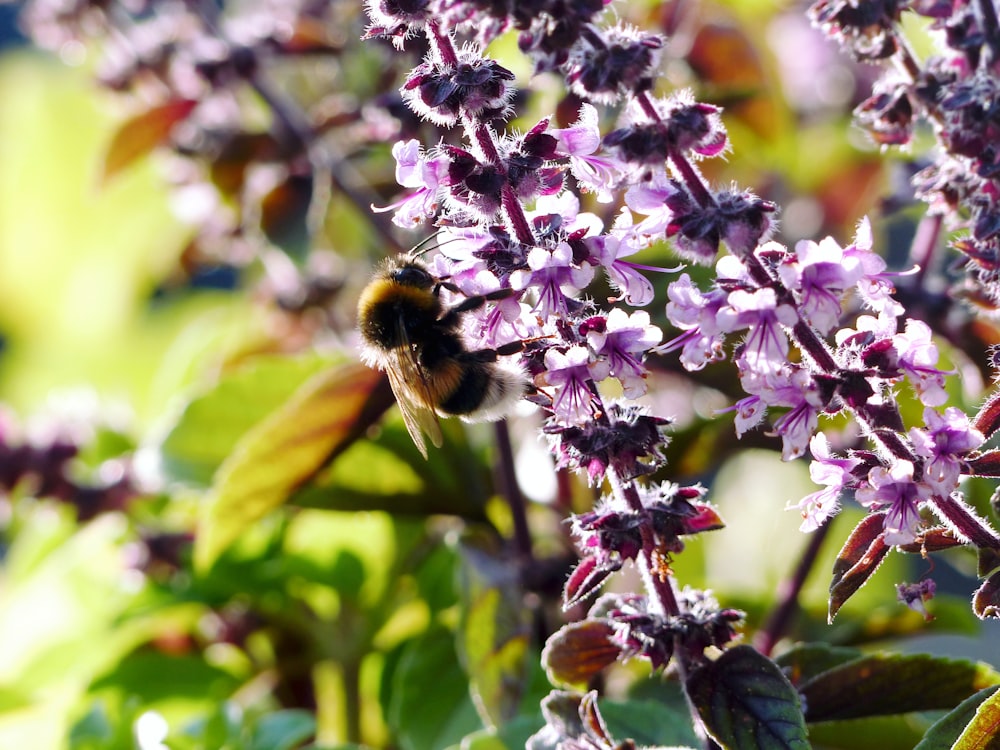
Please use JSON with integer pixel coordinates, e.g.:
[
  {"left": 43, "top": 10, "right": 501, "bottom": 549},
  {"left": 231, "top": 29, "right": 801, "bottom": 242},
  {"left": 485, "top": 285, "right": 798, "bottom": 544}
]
[{"left": 0, "top": 0, "right": 998, "bottom": 748}]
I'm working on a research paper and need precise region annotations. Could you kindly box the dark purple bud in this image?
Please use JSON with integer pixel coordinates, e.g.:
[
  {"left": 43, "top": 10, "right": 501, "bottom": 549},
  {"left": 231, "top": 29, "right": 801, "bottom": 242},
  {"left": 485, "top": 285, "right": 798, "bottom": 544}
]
[
  {"left": 855, "top": 84, "right": 914, "bottom": 146},
  {"left": 566, "top": 35, "right": 661, "bottom": 102}
]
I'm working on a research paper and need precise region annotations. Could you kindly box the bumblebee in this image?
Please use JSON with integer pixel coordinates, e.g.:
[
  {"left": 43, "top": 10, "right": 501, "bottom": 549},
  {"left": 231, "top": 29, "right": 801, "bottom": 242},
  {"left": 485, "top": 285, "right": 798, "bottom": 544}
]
[{"left": 357, "top": 256, "right": 527, "bottom": 457}]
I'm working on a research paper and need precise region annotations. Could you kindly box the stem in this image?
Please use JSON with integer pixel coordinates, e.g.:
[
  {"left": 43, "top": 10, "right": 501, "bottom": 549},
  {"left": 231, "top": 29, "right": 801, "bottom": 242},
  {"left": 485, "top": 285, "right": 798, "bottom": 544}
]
[
  {"left": 929, "top": 493, "right": 1000, "bottom": 550},
  {"left": 755, "top": 521, "right": 831, "bottom": 656},
  {"left": 501, "top": 184, "right": 537, "bottom": 246},
  {"left": 430, "top": 23, "right": 536, "bottom": 248},
  {"left": 493, "top": 420, "right": 536, "bottom": 567},
  {"left": 742, "top": 242, "right": 919, "bottom": 464},
  {"left": 343, "top": 657, "right": 362, "bottom": 745},
  {"left": 426, "top": 20, "right": 459, "bottom": 67},
  {"left": 633, "top": 91, "right": 716, "bottom": 209},
  {"left": 605, "top": 466, "right": 712, "bottom": 748}
]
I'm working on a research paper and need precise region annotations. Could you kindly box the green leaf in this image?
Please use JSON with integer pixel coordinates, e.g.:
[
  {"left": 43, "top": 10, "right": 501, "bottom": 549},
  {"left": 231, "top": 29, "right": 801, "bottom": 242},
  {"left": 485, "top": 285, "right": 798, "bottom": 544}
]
[
  {"left": 916, "top": 686, "right": 1000, "bottom": 750},
  {"left": 686, "top": 645, "right": 809, "bottom": 750},
  {"left": 600, "top": 698, "right": 701, "bottom": 747},
  {"left": 807, "top": 715, "right": 937, "bottom": 750},
  {"left": 800, "top": 653, "right": 1000, "bottom": 722},
  {"left": 455, "top": 530, "right": 533, "bottom": 727},
  {"left": 289, "top": 418, "right": 492, "bottom": 520},
  {"left": 250, "top": 709, "right": 316, "bottom": 750},
  {"left": 194, "top": 361, "right": 385, "bottom": 570},
  {"left": 952, "top": 686, "right": 1000, "bottom": 750},
  {"left": 388, "top": 625, "right": 482, "bottom": 750},
  {"left": 155, "top": 353, "right": 339, "bottom": 487},
  {"left": 773, "top": 643, "right": 864, "bottom": 686}
]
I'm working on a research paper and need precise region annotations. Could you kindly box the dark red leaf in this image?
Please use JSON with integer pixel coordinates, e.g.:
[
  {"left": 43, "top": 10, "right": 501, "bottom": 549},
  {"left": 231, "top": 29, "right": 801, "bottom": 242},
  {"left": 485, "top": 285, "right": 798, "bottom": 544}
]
[
  {"left": 828, "top": 512, "right": 889, "bottom": 621},
  {"left": 563, "top": 555, "right": 616, "bottom": 610},
  {"left": 898, "top": 526, "right": 965, "bottom": 554}
]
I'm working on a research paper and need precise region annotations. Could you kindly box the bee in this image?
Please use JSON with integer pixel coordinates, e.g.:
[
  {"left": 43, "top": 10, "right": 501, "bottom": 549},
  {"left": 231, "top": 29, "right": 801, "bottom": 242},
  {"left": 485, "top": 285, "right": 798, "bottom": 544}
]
[{"left": 357, "top": 255, "right": 528, "bottom": 458}]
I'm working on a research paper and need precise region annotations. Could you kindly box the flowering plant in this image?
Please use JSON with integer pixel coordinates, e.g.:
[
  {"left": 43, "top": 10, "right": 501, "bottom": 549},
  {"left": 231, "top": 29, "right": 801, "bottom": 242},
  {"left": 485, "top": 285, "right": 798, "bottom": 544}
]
[{"left": 5, "top": 0, "right": 1000, "bottom": 747}]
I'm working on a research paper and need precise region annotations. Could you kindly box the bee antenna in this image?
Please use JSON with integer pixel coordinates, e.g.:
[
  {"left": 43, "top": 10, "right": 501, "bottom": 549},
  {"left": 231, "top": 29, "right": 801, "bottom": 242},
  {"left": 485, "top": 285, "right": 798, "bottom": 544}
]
[{"left": 409, "top": 232, "right": 443, "bottom": 258}]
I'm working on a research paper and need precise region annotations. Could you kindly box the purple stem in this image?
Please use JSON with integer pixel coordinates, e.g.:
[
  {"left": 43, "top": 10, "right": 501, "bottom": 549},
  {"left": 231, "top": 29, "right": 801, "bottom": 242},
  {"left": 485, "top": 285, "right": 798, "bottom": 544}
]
[{"left": 755, "top": 521, "right": 832, "bottom": 656}]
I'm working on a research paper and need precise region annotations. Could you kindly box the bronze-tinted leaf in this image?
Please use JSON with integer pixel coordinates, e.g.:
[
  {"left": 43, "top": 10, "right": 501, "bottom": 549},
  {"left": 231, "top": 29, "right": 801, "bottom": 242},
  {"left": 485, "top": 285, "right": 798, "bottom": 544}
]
[
  {"left": 980, "top": 547, "right": 1000, "bottom": 578},
  {"left": 973, "top": 570, "right": 1000, "bottom": 620},
  {"left": 541, "top": 619, "right": 620, "bottom": 688},
  {"left": 951, "top": 686, "right": 1000, "bottom": 749},
  {"left": 829, "top": 512, "right": 889, "bottom": 621},
  {"left": 209, "top": 132, "right": 283, "bottom": 198},
  {"left": 897, "top": 526, "right": 965, "bottom": 555},
  {"left": 261, "top": 172, "right": 314, "bottom": 260},
  {"left": 967, "top": 449, "right": 1000, "bottom": 478},
  {"left": 194, "top": 362, "right": 384, "bottom": 570},
  {"left": 101, "top": 99, "right": 198, "bottom": 185},
  {"left": 578, "top": 691, "right": 615, "bottom": 746}
]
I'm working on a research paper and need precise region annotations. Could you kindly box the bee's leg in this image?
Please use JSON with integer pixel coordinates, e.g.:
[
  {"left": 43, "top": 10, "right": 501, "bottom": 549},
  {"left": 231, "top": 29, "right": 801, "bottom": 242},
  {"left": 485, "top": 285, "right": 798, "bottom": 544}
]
[
  {"left": 464, "top": 340, "right": 525, "bottom": 364},
  {"left": 436, "top": 288, "right": 520, "bottom": 326},
  {"left": 449, "top": 287, "right": 518, "bottom": 313}
]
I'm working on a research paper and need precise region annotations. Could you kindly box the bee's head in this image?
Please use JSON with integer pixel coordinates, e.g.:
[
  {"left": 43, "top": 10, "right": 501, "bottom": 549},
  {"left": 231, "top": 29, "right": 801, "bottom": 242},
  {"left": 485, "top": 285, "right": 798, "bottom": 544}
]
[{"left": 390, "top": 260, "right": 435, "bottom": 291}]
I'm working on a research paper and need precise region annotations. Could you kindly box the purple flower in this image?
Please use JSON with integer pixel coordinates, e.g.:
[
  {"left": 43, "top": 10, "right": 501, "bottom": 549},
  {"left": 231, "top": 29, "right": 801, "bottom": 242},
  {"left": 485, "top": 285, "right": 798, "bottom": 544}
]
[
  {"left": 624, "top": 174, "right": 683, "bottom": 246},
  {"left": 462, "top": 269, "right": 532, "bottom": 348},
  {"left": 893, "top": 319, "right": 949, "bottom": 406},
  {"left": 526, "top": 191, "right": 603, "bottom": 239},
  {"left": 372, "top": 139, "right": 447, "bottom": 227},
  {"left": 717, "top": 287, "right": 798, "bottom": 376},
  {"left": 538, "top": 346, "right": 603, "bottom": 424},
  {"left": 779, "top": 235, "right": 864, "bottom": 334},
  {"left": 740, "top": 365, "right": 823, "bottom": 459},
  {"left": 856, "top": 460, "right": 932, "bottom": 546},
  {"left": 897, "top": 579, "right": 936, "bottom": 621},
  {"left": 511, "top": 243, "right": 594, "bottom": 319},
  {"left": 844, "top": 217, "right": 905, "bottom": 316},
  {"left": 661, "top": 274, "right": 729, "bottom": 370},
  {"left": 549, "top": 103, "right": 623, "bottom": 202},
  {"left": 788, "top": 434, "right": 859, "bottom": 531},
  {"left": 909, "top": 406, "right": 984, "bottom": 494},
  {"left": 587, "top": 210, "right": 674, "bottom": 306},
  {"left": 585, "top": 309, "right": 662, "bottom": 398}
]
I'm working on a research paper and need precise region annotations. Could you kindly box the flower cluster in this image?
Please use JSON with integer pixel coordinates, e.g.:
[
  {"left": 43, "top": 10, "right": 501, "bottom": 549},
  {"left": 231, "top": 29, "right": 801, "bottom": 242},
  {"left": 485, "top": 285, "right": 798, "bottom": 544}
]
[
  {"left": 814, "top": 0, "right": 1000, "bottom": 306},
  {"left": 0, "top": 411, "right": 135, "bottom": 521},
  {"left": 363, "top": 0, "right": 749, "bottom": 705},
  {"left": 363, "top": 0, "right": 1000, "bottom": 742}
]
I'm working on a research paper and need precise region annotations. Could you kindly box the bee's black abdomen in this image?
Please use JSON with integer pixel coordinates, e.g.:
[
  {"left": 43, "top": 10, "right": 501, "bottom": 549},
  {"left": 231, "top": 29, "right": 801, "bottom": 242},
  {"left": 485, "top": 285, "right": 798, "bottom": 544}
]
[{"left": 439, "top": 365, "right": 491, "bottom": 415}]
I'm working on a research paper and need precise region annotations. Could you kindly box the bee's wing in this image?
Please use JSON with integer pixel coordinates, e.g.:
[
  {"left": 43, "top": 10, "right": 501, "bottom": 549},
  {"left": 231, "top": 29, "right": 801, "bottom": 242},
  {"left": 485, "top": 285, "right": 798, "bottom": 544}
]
[{"left": 383, "top": 341, "right": 444, "bottom": 459}]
